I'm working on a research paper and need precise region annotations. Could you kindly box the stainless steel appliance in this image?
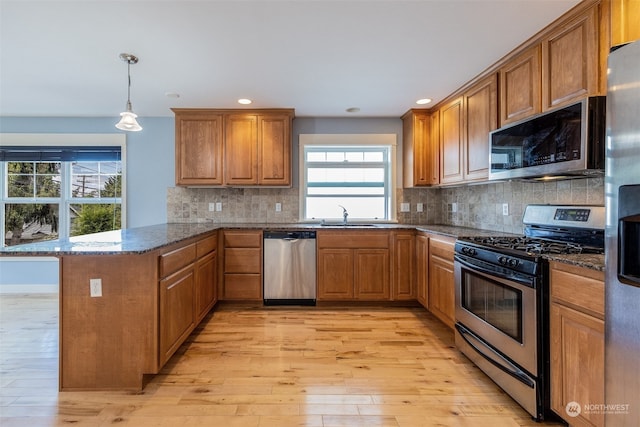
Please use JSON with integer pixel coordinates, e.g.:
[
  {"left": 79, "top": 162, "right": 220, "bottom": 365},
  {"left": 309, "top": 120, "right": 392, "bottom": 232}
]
[
  {"left": 489, "top": 96, "right": 606, "bottom": 181},
  {"left": 454, "top": 205, "right": 605, "bottom": 420},
  {"left": 605, "top": 40, "right": 640, "bottom": 426},
  {"left": 263, "top": 230, "right": 316, "bottom": 305}
]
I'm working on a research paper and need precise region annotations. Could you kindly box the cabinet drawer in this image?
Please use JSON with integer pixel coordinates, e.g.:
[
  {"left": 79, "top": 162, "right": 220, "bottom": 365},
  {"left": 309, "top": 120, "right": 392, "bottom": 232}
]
[
  {"left": 550, "top": 262, "right": 604, "bottom": 318},
  {"left": 317, "top": 231, "right": 389, "bottom": 249},
  {"left": 222, "top": 274, "right": 262, "bottom": 300},
  {"left": 160, "top": 243, "right": 197, "bottom": 278},
  {"left": 429, "top": 237, "right": 454, "bottom": 260},
  {"left": 196, "top": 234, "right": 217, "bottom": 257},
  {"left": 224, "top": 230, "right": 262, "bottom": 247},
  {"left": 224, "top": 248, "right": 261, "bottom": 273}
]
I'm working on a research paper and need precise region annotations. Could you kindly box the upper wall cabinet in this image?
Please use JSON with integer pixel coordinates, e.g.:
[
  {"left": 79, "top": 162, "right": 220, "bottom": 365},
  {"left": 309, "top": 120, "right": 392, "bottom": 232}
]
[
  {"left": 402, "top": 109, "right": 431, "bottom": 187},
  {"left": 173, "top": 108, "right": 294, "bottom": 187},
  {"left": 439, "top": 96, "right": 464, "bottom": 185},
  {"left": 499, "top": 45, "right": 542, "bottom": 126},
  {"left": 610, "top": 0, "right": 640, "bottom": 47},
  {"left": 463, "top": 74, "right": 497, "bottom": 182},
  {"left": 402, "top": 109, "right": 440, "bottom": 187},
  {"left": 542, "top": 4, "right": 601, "bottom": 111},
  {"left": 174, "top": 111, "right": 224, "bottom": 186}
]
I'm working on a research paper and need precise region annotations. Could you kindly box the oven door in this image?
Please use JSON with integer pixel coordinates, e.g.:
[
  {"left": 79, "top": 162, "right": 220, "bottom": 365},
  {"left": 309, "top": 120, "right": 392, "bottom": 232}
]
[{"left": 454, "top": 255, "right": 538, "bottom": 376}]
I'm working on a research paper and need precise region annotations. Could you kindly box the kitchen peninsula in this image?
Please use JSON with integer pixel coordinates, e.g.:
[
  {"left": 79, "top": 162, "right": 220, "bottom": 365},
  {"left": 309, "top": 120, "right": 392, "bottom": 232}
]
[{"left": 0, "top": 222, "right": 604, "bottom": 391}]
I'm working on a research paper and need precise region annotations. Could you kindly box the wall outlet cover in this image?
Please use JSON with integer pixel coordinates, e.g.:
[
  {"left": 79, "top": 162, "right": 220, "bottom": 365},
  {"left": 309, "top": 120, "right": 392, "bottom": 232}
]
[
  {"left": 503, "top": 203, "right": 509, "bottom": 216},
  {"left": 275, "top": 202, "right": 282, "bottom": 212},
  {"left": 400, "top": 203, "right": 410, "bottom": 212},
  {"left": 89, "top": 278, "right": 102, "bottom": 297},
  {"left": 215, "top": 202, "right": 222, "bottom": 212},
  {"left": 416, "top": 203, "right": 424, "bottom": 212}
]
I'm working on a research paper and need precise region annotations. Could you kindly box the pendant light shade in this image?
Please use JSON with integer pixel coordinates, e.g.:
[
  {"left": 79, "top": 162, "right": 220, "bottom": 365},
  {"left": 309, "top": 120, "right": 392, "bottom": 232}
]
[{"left": 115, "top": 53, "right": 142, "bottom": 132}]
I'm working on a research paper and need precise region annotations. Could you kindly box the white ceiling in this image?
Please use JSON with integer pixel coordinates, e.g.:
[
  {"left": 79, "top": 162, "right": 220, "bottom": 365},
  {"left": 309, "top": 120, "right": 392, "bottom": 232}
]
[{"left": 0, "top": 0, "right": 580, "bottom": 119}]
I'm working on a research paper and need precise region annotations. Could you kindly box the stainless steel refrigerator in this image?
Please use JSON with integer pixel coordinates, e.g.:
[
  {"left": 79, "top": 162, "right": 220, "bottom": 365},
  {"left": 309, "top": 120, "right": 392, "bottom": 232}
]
[{"left": 605, "top": 39, "right": 640, "bottom": 426}]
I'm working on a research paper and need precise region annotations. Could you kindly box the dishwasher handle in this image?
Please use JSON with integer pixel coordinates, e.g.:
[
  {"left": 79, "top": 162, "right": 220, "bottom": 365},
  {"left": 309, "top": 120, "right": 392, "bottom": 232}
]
[{"left": 264, "top": 230, "right": 316, "bottom": 240}]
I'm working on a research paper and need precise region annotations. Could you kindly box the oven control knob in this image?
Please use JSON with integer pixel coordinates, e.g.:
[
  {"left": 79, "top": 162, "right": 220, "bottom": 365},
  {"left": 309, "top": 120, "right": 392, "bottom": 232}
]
[
  {"left": 498, "top": 256, "right": 507, "bottom": 265},
  {"left": 462, "top": 247, "right": 477, "bottom": 256},
  {"left": 509, "top": 258, "right": 519, "bottom": 267}
]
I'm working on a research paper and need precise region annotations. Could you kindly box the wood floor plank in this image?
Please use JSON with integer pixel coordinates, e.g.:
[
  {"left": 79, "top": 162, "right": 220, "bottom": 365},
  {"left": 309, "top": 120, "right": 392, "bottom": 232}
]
[{"left": 0, "top": 295, "right": 564, "bottom": 426}]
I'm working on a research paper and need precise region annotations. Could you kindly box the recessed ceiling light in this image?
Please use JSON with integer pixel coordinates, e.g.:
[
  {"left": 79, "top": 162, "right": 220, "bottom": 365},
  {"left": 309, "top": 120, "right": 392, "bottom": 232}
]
[
  {"left": 416, "top": 98, "right": 432, "bottom": 105},
  {"left": 238, "top": 98, "right": 252, "bottom": 105},
  {"left": 165, "top": 92, "right": 180, "bottom": 98},
  {"left": 345, "top": 107, "right": 360, "bottom": 113}
]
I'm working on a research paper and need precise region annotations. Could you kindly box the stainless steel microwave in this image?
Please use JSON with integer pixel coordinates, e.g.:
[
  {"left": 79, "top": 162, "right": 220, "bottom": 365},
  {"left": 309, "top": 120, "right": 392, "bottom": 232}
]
[{"left": 489, "top": 97, "right": 606, "bottom": 181}]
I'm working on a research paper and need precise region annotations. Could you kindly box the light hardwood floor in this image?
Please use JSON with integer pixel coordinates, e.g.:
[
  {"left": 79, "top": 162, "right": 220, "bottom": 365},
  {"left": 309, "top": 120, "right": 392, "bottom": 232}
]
[{"left": 0, "top": 294, "right": 564, "bottom": 427}]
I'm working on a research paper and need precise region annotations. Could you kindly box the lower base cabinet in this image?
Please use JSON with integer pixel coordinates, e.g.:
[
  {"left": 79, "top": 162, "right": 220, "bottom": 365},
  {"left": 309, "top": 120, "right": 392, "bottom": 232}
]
[
  {"left": 160, "top": 265, "right": 196, "bottom": 365},
  {"left": 415, "top": 232, "right": 429, "bottom": 308},
  {"left": 550, "top": 262, "right": 605, "bottom": 427},
  {"left": 220, "top": 230, "right": 263, "bottom": 300},
  {"left": 427, "top": 235, "right": 455, "bottom": 329},
  {"left": 317, "top": 231, "right": 390, "bottom": 301}
]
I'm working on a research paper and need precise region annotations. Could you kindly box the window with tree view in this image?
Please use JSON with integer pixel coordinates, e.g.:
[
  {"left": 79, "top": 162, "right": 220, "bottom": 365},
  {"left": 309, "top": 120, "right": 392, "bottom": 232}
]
[{"left": 1, "top": 141, "right": 124, "bottom": 247}]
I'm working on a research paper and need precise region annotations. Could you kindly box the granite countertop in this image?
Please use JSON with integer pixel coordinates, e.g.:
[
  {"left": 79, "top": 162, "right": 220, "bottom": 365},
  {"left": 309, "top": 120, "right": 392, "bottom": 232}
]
[
  {"left": 543, "top": 253, "right": 605, "bottom": 272},
  {"left": 0, "top": 222, "right": 606, "bottom": 271}
]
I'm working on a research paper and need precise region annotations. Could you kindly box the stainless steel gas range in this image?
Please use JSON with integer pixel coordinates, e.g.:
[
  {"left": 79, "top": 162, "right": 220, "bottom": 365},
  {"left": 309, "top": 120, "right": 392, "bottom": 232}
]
[{"left": 453, "top": 204, "right": 605, "bottom": 421}]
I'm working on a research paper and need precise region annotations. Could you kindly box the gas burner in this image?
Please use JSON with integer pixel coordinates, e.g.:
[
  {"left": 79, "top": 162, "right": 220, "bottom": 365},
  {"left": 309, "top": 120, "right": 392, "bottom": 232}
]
[{"left": 461, "top": 236, "right": 604, "bottom": 256}]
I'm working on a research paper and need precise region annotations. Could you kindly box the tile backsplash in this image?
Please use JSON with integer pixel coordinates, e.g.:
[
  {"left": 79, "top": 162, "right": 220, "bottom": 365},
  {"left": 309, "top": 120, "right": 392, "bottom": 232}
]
[{"left": 167, "top": 177, "right": 604, "bottom": 234}]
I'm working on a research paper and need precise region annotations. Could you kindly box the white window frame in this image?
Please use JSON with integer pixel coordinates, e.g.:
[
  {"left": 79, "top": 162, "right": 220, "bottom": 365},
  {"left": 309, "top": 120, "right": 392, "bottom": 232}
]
[
  {"left": 299, "top": 134, "right": 397, "bottom": 223},
  {"left": 0, "top": 133, "right": 126, "bottom": 244}
]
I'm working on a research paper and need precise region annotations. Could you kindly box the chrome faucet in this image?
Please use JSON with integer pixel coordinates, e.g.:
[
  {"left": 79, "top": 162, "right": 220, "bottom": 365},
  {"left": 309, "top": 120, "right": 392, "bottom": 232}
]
[{"left": 338, "top": 205, "right": 348, "bottom": 225}]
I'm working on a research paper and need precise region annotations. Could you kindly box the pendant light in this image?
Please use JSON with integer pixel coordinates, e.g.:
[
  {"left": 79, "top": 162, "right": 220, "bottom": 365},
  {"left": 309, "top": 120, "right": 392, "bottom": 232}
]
[{"left": 115, "top": 53, "right": 142, "bottom": 132}]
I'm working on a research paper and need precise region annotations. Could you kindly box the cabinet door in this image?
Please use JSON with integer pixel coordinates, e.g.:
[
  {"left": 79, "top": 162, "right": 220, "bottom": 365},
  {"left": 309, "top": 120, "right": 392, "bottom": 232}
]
[
  {"left": 428, "top": 110, "right": 440, "bottom": 185},
  {"left": 195, "top": 251, "right": 217, "bottom": 322},
  {"left": 439, "top": 97, "right": 464, "bottom": 184},
  {"left": 160, "top": 265, "right": 196, "bottom": 365},
  {"left": 415, "top": 234, "right": 429, "bottom": 309},
  {"left": 175, "top": 113, "right": 224, "bottom": 185},
  {"left": 258, "top": 114, "right": 291, "bottom": 186},
  {"left": 428, "top": 238, "right": 455, "bottom": 329},
  {"left": 500, "top": 45, "right": 542, "bottom": 125},
  {"left": 225, "top": 114, "right": 258, "bottom": 185},
  {"left": 402, "top": 110, "right": 430, "bottom": 187},
  {"left": 392, "top": 232, "right": 415, "bottom": 300},
  {"left": 317, "top": 248, "right": 354, "bottom": 300},
  {"left": 464, "top": 74, "right": 497, "bottom": 181},
  {"left": 611, "top": 0, "right": 640, "bottom": 47},
  {"left": 355, "top": 249, "right": 390, "bottom": 300},
  {"left": 550, "top": 303, "right": 604, "bottom": 427},
  {"left": 542, "top": 5, "right": 599, "bottom": 110}
]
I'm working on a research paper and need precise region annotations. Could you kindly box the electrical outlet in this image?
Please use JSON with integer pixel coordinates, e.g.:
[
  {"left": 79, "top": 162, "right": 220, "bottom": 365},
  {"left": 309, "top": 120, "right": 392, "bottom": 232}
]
[
  {"left": 416, "top": 203, "right": 424, "bottom": 212},
  {"left": 400, "top": 203, "right": 410, "bottom": 212},
  {"left": 215, "top": 202, "right": 222, "bottom": 212},
  {"left": 451, "top": 203, "right": 457, "bottom": 213},
  {"left": 208, "top": 203, "right": 215, "bottom": 212},
  {"left": 275, "top": 202, "right": 282, "bottom": 212},
  {"left": 89, "top": 278, "right": 102, "bottom": 297},
  {"left": 503, "top": 203, "right": 509, "bottom": 216}
]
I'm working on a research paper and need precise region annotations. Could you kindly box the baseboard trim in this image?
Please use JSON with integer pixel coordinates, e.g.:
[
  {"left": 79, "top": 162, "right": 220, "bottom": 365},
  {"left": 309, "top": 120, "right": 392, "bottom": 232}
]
[{"left": 0, "top": 284, "right": 59, "bottom": 294}]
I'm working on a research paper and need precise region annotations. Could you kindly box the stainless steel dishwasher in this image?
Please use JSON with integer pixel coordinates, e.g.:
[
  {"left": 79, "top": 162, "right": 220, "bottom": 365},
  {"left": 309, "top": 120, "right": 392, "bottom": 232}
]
[{"left": 263, "top": 230, "right": 316, "bottom": 306}]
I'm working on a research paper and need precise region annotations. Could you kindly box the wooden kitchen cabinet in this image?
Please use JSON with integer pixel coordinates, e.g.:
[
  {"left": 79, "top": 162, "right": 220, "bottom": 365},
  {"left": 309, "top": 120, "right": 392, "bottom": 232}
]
[
  {"left": 195, "top": 234, "right": 218, "bottom": 322},
  {"left": 220, "top": 229, "right": 262, "bottom": 300},
  {"left": 550, "top": 261, "right": 605, "bottom": 427},
  {"left": 173, "top": 108, "right": 294, "bottom": 187},
  {"left": 159, "top": 263, "right": 196, "bottom": 366},
  {"left": 611, "top": 0, "right": 640, "bottom": 47},
  {"left": 174, "top": 111, "right": 224, "bottom": 185},
  {"left": 542, "top": 4, "right": 602, "bottom": 111},
  {"left": 439, "top": 97, "right": 464, "bottom": 184},
  {"left": 428, "top": 110, "right": 441, "bottom": 184},
  {"left": 402, "top": 109, "right": 431, "bottom": 187},
  {"left": 415, "top": 232, "right": 429, "bottom": 309},
  {"left": 463, "top": 74, "right": 497, "bottom": 182},
  {"left": 391, "top": 230, "right": 416, "bottom": 300},
  {"left": 317, "top": 230, "right": 390, "bottom": 301},
  {"left": 499, "top": 45, "right": 542, "bottom": 126},
  {"left": 428, "top": 235, "right": 455, "bottom": 329}
]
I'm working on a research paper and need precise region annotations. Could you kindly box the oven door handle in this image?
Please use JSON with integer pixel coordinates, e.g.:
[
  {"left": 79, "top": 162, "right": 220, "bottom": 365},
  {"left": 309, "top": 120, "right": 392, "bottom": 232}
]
[
  {"left": 454, "top": 254, "right": 535, "bottom": 287},
  {"left": 455, "top": 323, "right": 535, "bottom": 389}
]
